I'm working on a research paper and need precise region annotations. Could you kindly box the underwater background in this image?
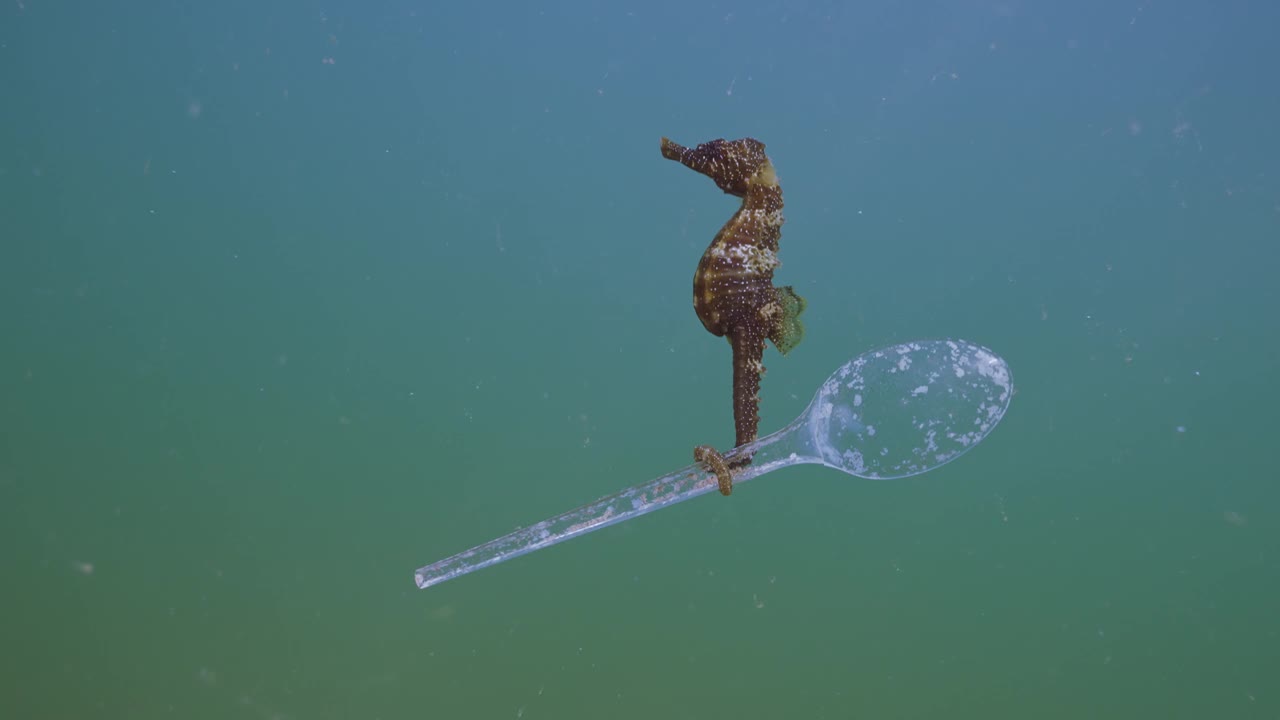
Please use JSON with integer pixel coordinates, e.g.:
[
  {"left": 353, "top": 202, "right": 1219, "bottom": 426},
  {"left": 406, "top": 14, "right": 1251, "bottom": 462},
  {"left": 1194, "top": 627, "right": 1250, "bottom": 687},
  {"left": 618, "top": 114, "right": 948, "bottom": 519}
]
[{"left": 3, "top": 0, "right": 1278, "bottom": 718}]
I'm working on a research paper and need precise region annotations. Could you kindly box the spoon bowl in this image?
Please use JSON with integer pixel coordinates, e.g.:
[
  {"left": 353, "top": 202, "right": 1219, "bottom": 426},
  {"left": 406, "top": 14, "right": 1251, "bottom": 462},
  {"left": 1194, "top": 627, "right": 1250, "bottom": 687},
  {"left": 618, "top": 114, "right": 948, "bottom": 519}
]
[{"left": 808, "top": 339, "right": 1012, "bottom": 478}]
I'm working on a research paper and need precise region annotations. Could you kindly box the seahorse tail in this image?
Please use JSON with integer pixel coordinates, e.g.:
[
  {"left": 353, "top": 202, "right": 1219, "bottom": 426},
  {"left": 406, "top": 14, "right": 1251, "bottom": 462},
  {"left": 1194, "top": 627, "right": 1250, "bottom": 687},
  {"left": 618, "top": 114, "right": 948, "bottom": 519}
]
[{"left": 730, "top": 331, "right": 766, "bottom": 448}]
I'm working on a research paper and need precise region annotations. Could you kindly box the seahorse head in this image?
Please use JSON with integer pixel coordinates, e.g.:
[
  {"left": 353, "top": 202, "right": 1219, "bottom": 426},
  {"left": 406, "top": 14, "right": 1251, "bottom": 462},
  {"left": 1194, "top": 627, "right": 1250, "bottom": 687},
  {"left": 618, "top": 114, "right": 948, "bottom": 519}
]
[{"left": 659, "top": 137, "right": 773, "bottom": 198}]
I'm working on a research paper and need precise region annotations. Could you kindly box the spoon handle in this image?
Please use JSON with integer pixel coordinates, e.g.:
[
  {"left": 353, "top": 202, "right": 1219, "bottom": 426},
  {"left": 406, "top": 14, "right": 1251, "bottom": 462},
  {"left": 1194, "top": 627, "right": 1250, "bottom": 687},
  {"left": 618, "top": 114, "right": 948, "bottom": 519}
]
[
  {"left": 413, "top": 414, "right": 814, "bottom": 589},
  {"left": 415, "top": 460, "right": 718, "bottom": 589}
]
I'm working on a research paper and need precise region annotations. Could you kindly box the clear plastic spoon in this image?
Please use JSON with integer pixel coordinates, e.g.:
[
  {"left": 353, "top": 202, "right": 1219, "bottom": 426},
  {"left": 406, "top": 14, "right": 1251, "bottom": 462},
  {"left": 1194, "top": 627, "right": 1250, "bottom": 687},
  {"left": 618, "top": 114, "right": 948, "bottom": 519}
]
[{"left": 414, "top": 338, "right": 1013, "bottom": 590}]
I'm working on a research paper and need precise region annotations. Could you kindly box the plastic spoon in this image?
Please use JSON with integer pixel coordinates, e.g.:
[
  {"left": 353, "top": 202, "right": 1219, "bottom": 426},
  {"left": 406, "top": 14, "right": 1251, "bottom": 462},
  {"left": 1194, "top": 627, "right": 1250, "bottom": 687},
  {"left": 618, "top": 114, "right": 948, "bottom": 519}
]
[{"left": 414, "top": 338, "right": 1013, "bottom": 590}]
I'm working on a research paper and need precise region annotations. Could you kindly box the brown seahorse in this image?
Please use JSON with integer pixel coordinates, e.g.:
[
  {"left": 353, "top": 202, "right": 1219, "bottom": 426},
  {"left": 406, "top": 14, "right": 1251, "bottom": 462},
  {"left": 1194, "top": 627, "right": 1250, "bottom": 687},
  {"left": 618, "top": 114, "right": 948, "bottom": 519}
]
[{"left": 660, "top": 136, "right": 806, "bottom": 495}]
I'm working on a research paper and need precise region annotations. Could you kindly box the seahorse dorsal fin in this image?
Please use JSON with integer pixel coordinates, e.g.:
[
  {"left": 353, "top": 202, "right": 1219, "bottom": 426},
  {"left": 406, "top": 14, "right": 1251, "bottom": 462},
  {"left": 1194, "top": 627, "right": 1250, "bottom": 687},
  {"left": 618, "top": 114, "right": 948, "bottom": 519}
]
[{"left": 768, "top": 286, "right": 807, "bottom": 355}]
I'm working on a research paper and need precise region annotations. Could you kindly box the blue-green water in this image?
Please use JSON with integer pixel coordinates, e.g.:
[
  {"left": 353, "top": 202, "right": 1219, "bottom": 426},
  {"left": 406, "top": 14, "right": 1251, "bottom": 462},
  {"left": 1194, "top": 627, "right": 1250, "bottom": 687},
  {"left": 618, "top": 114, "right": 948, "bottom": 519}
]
[{"left": 3, "top": 1, "right": 1277, "bottom": 718}]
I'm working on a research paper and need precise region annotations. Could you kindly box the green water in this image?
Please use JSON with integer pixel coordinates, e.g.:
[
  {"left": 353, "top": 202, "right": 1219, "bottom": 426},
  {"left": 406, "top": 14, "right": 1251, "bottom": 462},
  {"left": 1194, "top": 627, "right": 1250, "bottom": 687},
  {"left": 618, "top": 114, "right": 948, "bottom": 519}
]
[{"left": 3, "top": 1, "right": 1278, "bottom": 718}]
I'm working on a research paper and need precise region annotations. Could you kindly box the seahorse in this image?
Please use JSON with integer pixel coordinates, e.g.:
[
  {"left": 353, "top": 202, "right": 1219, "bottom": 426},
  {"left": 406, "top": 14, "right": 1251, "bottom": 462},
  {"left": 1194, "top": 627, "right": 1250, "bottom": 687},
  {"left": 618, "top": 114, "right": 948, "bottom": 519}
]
[{"left": 661, "top": 136, "right": 806, "bottom": 495}]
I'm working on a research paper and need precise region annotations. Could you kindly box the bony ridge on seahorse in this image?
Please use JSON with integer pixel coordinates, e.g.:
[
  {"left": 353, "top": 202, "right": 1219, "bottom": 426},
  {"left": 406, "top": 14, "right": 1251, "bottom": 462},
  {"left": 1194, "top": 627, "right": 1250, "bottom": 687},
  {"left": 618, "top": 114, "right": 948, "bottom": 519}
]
[{"left": 660, "top": 136, "right": 806, "bottom": 496}]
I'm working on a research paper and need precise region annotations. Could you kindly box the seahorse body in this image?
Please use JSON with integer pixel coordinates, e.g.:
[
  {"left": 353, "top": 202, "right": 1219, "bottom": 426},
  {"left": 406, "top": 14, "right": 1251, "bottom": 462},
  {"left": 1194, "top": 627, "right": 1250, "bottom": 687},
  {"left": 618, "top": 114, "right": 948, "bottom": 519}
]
[{"left": 661, "top": 136, "right": 806, "bottom": 456}]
